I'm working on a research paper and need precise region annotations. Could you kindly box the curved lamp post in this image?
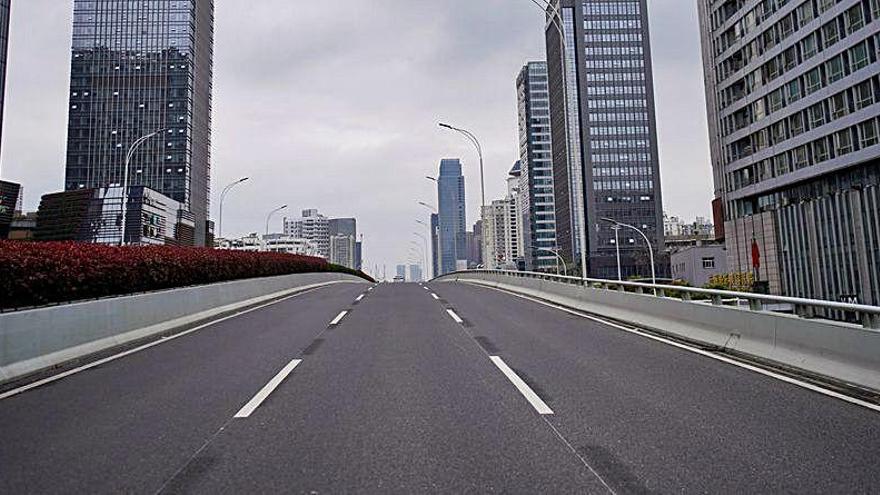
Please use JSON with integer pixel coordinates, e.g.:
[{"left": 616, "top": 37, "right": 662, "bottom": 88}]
[
  {"left": 218, "top": 177, "right": 249, "bottom": 242},
  {"left": 120, "top": 128, "right": 166, "bottom": 245},
  {"left": 438, "top": 122, "right": 485, "bottom": 209},
  {"left": 601, "top": 217, "right": 656, "bottom": 291},
  {"left": 266, "top": 205, "right": 288, "bottom": 238}
]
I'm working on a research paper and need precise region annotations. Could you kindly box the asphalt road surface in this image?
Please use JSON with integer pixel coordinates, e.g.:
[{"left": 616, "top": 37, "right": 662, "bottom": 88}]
[{"left": 1, "top": 281, "right": 878, "bottom": 494}]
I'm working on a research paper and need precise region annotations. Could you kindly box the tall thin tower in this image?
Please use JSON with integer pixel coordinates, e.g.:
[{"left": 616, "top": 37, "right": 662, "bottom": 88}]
[{"left": 546, "top": 0, "right": 665, "bottom": 279}]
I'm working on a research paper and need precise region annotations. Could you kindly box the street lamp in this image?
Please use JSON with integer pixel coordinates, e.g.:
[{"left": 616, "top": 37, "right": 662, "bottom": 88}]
[
  {"left": 417, "top": 201, "right": 437, "bottom": 213},
  {"left": 266, "top": 205, "right": 288, "bottom": 238},
  {"left": 601, "top": 217, "right": 656, "bottom": 290},
  {"left": 120, "top": 128, "right": 165, "bottom": 245},
  {"left": 532, "top": 246, "right": 567, "bottom": 277},
  {"left": 218, "top": 177, "right": 249, "bottom": 241},
  {"left": 438, "top": 122, "right": 486, "bottom": 209},
  {"left": 611, "top": 225, "right": 622, "bottom": 281}
]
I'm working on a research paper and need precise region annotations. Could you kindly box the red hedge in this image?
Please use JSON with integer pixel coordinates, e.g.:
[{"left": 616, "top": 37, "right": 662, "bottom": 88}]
[{"left": 0, "top": 241, "right": 371, "bottom": 310}]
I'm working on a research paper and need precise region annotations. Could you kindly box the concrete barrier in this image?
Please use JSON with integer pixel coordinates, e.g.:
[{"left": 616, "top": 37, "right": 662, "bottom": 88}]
[
  {"left": 0, "top": 273, "right": 367, "bottom": 385},
  {"left": 439, "top": 272, "right": 880, "bottom": 392}
]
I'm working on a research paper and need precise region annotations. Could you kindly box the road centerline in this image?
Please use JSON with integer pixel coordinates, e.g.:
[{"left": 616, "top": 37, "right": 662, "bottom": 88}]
[
  {"left": 446, "top": 309, "right": 464, "bottom": 324},
  {"left": 490, "top": 356, "right": 554, "bottom": 415},
  {"left": 330, "top": 310, "right": 349, "bottom": 326},
  {"left": 234, "top": 358, "right": 303, "bottom": 418},
  {"left": 431, "top": 293, "right": 440, "bottom": 300}
]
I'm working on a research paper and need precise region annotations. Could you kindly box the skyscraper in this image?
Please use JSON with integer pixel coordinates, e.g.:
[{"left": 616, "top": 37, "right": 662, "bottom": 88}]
[
  {"left": 284, "top": 209, "right": 330, "bottom": 258},
  {"left": 546, "top": 0, "right": 665, "bottom": 279},
  {"left": 517, "top": 61, "right": 558, "bottom": 272},
  {"left": 65, "top": 0, "right": 215, "bottom": 246},
  {"left": 0, "top": 0, "right": 10, "bottom": 163},
  {"left": 437, "top": 158, "right": 467, "bottom": 275},
  {"left": 698, "top": 0, "right": 880, "bottom": 308}
]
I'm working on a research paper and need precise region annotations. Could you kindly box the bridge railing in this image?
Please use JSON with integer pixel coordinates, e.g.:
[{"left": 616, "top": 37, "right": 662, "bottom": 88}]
[{"left": 438, "top": 269, "right": 880, "bottom": 330}]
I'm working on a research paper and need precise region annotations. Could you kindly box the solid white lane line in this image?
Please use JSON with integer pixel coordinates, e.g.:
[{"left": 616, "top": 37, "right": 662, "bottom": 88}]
[
  {"left": 431, "top": 293, "right": 440, "bottom": 300},
  {"left": 490, "top": 356, "right": 554, "bottom": 415},
  {"left": 234, "top": 358, "right": 302, "bottom": 418},
  {"left": 446, "top": 309, "right": 464, "bottom": 324},
  {"left": 482, "top": 285, "right": 880, "bottom": 414},
  {"left": 0, "top": 287, "right": 324, "bottom": 402},
  {"left": 355, "top": 294, "right": 365, "bottom": 302},
  {"left": 424, "top": 286, "right": 430, "bottom": 291},
  {"left": 330, "top": 310, "right": 349, "bottom": 326}
]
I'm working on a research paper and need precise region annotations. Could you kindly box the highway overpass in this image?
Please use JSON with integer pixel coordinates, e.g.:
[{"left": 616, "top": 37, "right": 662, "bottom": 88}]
[{"left": 1, "top": 277, "right": 879, "bottom": 493}]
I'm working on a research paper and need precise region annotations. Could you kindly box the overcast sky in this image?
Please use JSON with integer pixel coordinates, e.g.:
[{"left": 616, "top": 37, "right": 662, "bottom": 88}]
[{"left": 1, "top": 0, "right": 712, "bottom": 275}]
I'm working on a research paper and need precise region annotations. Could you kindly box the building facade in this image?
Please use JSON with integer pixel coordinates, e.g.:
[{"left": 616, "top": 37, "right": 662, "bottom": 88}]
[
  {"left": 517, "top": 61, "right": 559, "bottom": 272},
  {"left": 546, "top": 0, "right": 665, "bottom": 279},
  {"left": 64, "top": 0, "right": 214, "bottom": 246},
  {"left": 430, "top": 213, "right": 440, "bottom": 276},
  {"left": 698, "top": 0, "right": 880, "bottom": 306},
  {"left": 482, "top": 164, "right": 524, "bottom": 269},
  {"left": 437, "top": 158, "right": 467, "bottom": 275},
  {"left": 670, "top": 244, "right": 728, "bottom": 288},
  {"left": 34, "top": 186, "right": 194, "bottom": 245},
  {"left": 330, "top": 234, "right": 356, "bottom": 269},
  {"left": 284, "top": 209, "right": 330, "bottom": 258},
  {"left": 409, "top": 264, "right": 423, "bottom": 282}
]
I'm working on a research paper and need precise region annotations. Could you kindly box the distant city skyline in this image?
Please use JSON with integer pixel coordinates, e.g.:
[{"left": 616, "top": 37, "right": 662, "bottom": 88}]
[{"left": 1, "top": 0, "right": 714, "bottom": 272}]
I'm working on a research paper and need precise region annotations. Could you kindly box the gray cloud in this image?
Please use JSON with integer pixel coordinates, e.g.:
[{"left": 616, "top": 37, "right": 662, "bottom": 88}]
[{"left": 2, "top": 0, "right": 712, "bottom": 274}]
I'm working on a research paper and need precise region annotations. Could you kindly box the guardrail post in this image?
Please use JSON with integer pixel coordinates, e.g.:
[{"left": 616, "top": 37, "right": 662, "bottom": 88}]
[
  {"left": 635, "top": 286, "right": 644, "bottom": 295},
  {"left": 616, "top": 284, "right": 625, "bottom": 292},
  {"left": 682, "top": 292, "right": 691, "bottom": 301},
  {"left": 862, "top": 313, "right": 880, "bottom": 330},
  {"left": 657, "top": 288, "right": 666, "bottom": 298},
  {"left": 748, "top": 298, "right": 763, "bottom": 311},
  {"left": 712, "top": 295, "right": 723, "bottom": 306}
]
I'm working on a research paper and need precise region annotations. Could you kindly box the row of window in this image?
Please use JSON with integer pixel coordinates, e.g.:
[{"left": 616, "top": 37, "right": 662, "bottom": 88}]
[
  {"left": 727, "top": 75, "right": 877, "bottom": 162},
  {"left": 586, "top": 84, "right": 646, "bottom": 96},
  {"left": 720, "top": 1, "right": 877, "bottom": 113},
  {"left": 584, "top": 1, "right": 641, "bottom": 17},
  {"left": 587, "top": 98, "right": 647, "bottom": 109},
  {"left": 588, "top": 112, "right": 649, "bottom": 123},
  {"left": 585, "top": 45, "right": 643, "bottom": 56},
  {"left": 728, "top": 115, "right": 879, "bottom": 191},
  {"left": 722, "top": 36, "right": 878, "bottom": 137},
  {"left": 585, "top": 71, "right": 645, "bottom": 82},
  {"left": 584, "top": 32, "right": 642, "bottom": 43},
  {"left": 583, "top": 58, "right": 644, "bottom": 69}
]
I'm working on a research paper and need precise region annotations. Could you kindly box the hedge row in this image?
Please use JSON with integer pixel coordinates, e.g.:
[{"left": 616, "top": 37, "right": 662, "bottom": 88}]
[{"left": 0, "top": 241, "right": 373, "bottom": 310}]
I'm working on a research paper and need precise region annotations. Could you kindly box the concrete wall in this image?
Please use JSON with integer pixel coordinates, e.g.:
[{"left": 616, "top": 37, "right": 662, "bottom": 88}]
[
  {"left": 0, "top": 272, "right": 366, "bottom": 385},
  {"left": 438, "top": 272, "right": 880, "bottom": 392}
]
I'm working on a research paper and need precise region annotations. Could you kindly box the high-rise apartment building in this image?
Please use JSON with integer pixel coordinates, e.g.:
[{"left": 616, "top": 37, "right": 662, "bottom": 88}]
[
  {"left": 517, "top": 61, "right": 559, "bottom": 272},
  {"left": 698, "top": 0, "right": 880, "bottom": 306},
  {"left": 437, "top": 158, "right": 467, "bottom": 275},
  {"left": 546, "top": 0, "right": 665, "bottom": 278},
  {"left": 64, "top": 0, "right": 215, "bottom": 246},
  {"left": 330, "top": 234, "right": 356, "bottom": 269},
  {"left": 284, "top": 209, "right": 331, "bottom": 258},
  {"left": 483, "top": 164, "right": 525, "bottom": 269}
]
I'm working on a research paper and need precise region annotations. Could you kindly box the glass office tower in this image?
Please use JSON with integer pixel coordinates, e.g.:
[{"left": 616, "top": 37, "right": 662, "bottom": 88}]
[
  {"left": 698, "top": 0, "right": 880, "bottom": 308},
  {"left": 437, "top": 158, "right": 467, "bottom": 275},
  {"left": 517, "top": 61, "right": 559, "bottom": 272},
  {"left": 0, "top": 0, "right": 10, "bottom": 166},
  {"left": 546, "top": 0, "right": 665, "bottom": 279},
  {"left": 65, "top": 0, "right": 214, "bottom": 245}
]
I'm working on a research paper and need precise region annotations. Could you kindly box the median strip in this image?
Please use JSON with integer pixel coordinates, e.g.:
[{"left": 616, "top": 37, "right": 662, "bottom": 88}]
[
  {"left": 235, "top": 358, "right": 302, "bottom": 418},
  {"left": 489, "top": 356, "right": 554, "bottom": 415}
]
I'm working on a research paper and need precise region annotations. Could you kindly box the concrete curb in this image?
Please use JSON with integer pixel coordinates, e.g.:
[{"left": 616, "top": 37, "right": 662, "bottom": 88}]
[{"left": 0, "top": 273, "right": 367, "bottom": 386}]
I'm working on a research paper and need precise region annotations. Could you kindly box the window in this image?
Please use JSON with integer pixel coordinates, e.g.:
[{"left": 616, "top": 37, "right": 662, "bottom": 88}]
[
  {"left": 835, "top": 129, "right": 855, "bottom": 155},
  {"left": 774, "top": 152, "right": 791, "bottom": 175},
  {"left": 853, "top": 80, "right": 875, "bottom": 109},
  {"left": 822, "top": 20, "right": 840, "bottom": 48},
  {"left": 786, "top": 79, "right": 802, "bottom": 103},
  {"left": 852, "top": 40, "right": 874, "bottom": 71},
  {"left": 818, "top": 0, "right": 837, "bottom": 14},
  {"left": 702, "top": 257, "right": 716, "bottom": 270},
  {"left": 825, "top": 55, "right": 846, "bottom": 84},
  {"left": 858, "top": 119, "right": 879, "bottom": 147},
  {"left": 845, "top": 4, "right": 865, "bottom": 34},
  {"left": 872, "top": 0, "right": 880, "bottom": 19},
  {"left": 793, "top": 144, "right": 810, "bottom": 169},
  {"left": 801, "top": 32, "right": 819, "bottom": 59},
  {"left": 813, "top": 136, "right": 831, "bottom": 162},
  {"left": 771, "top": 120, "right": 787, "bottom": 143},
  {"left": 829, "top": 92, "right": 849, "bottom": 119},
  {"left": 768, "top": 88, "right": 785, "bottom": 112},
  {"left": 805, "top": 67, "right": 823, "bottom": 94},
  {"left": 790, "top": 112, "right": 806, "bottom": 136},
  {"left": 808, "top": 103, "right": 826, "bottom": 128}
]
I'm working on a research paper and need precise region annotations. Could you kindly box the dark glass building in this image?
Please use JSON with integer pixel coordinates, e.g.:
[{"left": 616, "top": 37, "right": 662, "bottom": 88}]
[
  {"left": 0, "top": 0, "right": 10, "bottom": 164},
  {"left": 546, "top": 0, "right": 665, "bottom": 279},
  {"left": 65, "top": 0, "right": 214, "bottom": 246},
  {"left": 437, "top": 158, "right": 467, "bottom": 275}
]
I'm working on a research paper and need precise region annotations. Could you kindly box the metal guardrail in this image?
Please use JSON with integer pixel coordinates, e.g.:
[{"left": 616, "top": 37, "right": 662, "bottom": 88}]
[{"left": 440, "top": 269, "right": 880, "bottom": 330}]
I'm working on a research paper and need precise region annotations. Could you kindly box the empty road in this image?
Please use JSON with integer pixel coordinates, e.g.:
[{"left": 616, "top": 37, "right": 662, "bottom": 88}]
[{"left": 1, "top": 281, "right": 879, "bottom": 494}]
